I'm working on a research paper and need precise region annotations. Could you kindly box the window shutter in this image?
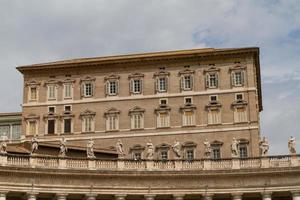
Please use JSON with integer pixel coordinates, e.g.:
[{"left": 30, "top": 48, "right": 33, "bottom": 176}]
[
  {"left": 215, "top": 73, "right": 219, "bottom": 87},
  {"left": 91, "top": 82, "right": 94, "bottom": 96},
  {"left": 81, "top": 83, "right": 85, "bottom": 97},
  {"left": 165, "top": 77, "right": 169, "bottom": 92},
  {"left": 190, "top": 75, "right": 194, "bottom": 90},
  {"left": 241, "top": 71, "right": 245, "bottom": 86},
  {"left": 140, "top": 79, "right": 143, "bottom": 94},
  {"left": 231, "top": 72, "right": 235, "bottom": 87},
  {"left": 105, "top": 81, "right": 109, "bottom": 96},
  {"left": 155, "top": 78, "right": 159, "bottom": 93},
  {"left": 116, "top": 81, "right": 119, "bottom": 95},
  {"left": 205, "top": 74, "right": 209, "bottom": 88},
  {"left": 180, "top": 76, "right": 184, "bottom": 91},
  {"left": 129, "top": 79, "right": 133, "bottom": 94}
]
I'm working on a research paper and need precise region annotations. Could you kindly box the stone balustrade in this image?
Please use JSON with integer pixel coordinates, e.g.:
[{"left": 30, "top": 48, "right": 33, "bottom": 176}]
[{"left": 0, "top": 153, "right": 299, "bottom": 171}]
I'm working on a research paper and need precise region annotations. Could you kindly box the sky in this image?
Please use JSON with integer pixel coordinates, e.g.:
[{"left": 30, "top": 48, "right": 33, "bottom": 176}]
[{"left": 0, "top": 0, "right": 299, "bottom": 154}]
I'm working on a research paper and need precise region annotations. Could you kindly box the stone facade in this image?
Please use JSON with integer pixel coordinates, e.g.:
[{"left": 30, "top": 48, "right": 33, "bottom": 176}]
[{"left": 17, "top": 48, "right": 262, "bottom": 160}]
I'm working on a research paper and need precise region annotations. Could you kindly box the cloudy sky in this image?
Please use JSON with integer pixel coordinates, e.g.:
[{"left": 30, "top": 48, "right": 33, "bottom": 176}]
[{"left": 0, "top": 0, "right": 299, "bottom": 154}]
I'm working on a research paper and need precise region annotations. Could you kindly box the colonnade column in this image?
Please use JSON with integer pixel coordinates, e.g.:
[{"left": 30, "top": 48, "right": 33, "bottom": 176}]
[
  {"left": 27, "top": 192, "right": 38, "bottom": 200},
  {"left": 173, "top": 194, "right": 185, "bottom": 200},
  {"left": 292, "top": 191, "right": 300, "bottom": 200},
  {"left": 144, "top": 194, "right": 156, "bottom": 200},
  {"left": 232, "top": 193, "right": 242, "bottom": 200},
  {"left": 0, "top": 192, "right": 7, "bottom": 200},
  {"left": 115, "top": 194, "right": 127, "bottom": 200},
  {"left": 262, "top": 192, "right": 272, "bottom": 200},
  {"left": 86, "top": 194, "right": 97, "bottom": 200},
  {"left": 56, "top": 193, "right": 68, "bottom": 200}
]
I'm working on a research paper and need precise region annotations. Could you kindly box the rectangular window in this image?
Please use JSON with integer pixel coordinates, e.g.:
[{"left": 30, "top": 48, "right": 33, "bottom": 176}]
[
  {"left": 186, "top": 149, "right": 194, "bottom": 160},
  {"left": 12, "top": 124, "right": 21, "bottom": 140},
  {"left": 84, "top": 117, "right": 93, "bottom": 132},
  {"left": 157, "top": 112, "right": 170, "bottom": 128},
  {"left": 236, "top": 93, "right": 244, "bottom": 101},
  {"left": 64, "top": 83, "right": 72, "bottom": 99},
  {"left": 107, "top": 115, "right": 118, "bottom": 131},
  {"left": 131, "top": 114, "right": 143, "bottom": 129},
  {"left": 109, "top": 81, "right": 117, "bottom": 95},
  {"left": 183, "top": 111, "right": 195, "bottom": 126},
  {"left": 84, "top": 83, "right": 93, "bottom": 97},
  {"left": 47, "top": 120, "right": 55, "bottom": 134},
  {"left": 64, "top": 118, "right": 71, "bottom": 133},
  {"left": 64, "top": 105, "right": 72, "bottom": 112},
  {"left": 234, "top": 107, "right": 247, "bottom": 123},
  {"left": 159, "top": 98, "right": 168, "bottom": 106},
  {"left": 232, "top": 71, "right": 244, "bottom": 86},
  {"left": 158, "top": 77, "right": 167, "bottom": 92},
  {"left": 29, "top": 121, "right": 36, "bottom": 135},
  {"left": 239, "top": 146, "right": 248, "bottom": 158},
  {"left": 183, "top": 75, "right": 193, "bottom": 90},
  {"left": 208, "top": 110, "right": 221, "bottom": 124},
  {"left": 184, "top": 97, "right": 192, "bottom": 105},
  {"left": 212, "top": 148, "right": 221, "bottom": 159},
  {"left": 133, "top": 79, "right": 142, "bottom": 93},
  {"left": 208, "top": 73, "right": 218, "bottom": 88},
  {"left": 161, "top": 151, "right": 168, "bottom": 160},
  {"left": 133, "top": 152, "right": 142, "bottom": 160},
  {"left": 48, "top": 106, "right": 55, "bottom": 113},
  {"left": 47, "top": 85, "right": 56, "bottom": 100},
  {"left": 30, "top": 87, "right": 37, "bottom": 100},
  {"left": 210, "top": 95, "right": 218, "bottom": 102},
  {"left": 0, "top": 125, "right": 10, "bottom": 138}
]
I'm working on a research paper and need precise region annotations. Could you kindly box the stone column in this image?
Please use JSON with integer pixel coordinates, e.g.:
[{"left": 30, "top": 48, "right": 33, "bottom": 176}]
[
  {"left": 202, "top": 194, "right": 213, "bottom": 200},
  {"left": 27, "top": 192, "right": 38, "bottom": 200},
  {"left": 173, "top": 194, "right": 185, "bottom": 200},
  {"left": 144, "top": 194, "right": 156, "bottom": 200},
  {"left": 115, "top": 194, "right": 127, "bottom": 200},
  {"left": 56, "top": 193, "right": 68, "bottom": 200},
  {"left": 292, "top": 191, "right": 300, "bottom": 200},
  {"left": 262, "top": 192, "right": 272, "bottom": 200},
  {"left": 232, "top": 193, "right": 242, "bottom": 200},
  {"left": 86, "top": 193, "right": 97, "bottom": 200},
  {"left": 0, "top": 192, "right": 7, "bottom": 200}
]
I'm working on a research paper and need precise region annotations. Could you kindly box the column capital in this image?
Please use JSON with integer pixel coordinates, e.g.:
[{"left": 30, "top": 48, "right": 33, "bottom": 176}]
[
  {"left": 56, "top": 193, "right": 68, "bottom": 200},
  {"left": 261, "top": 191, "right": 272, "bottom": 199},
  {"left": 144, "top": 194, "right": 156, "bottom": 200},
  {"left": 202, "top": 194, "right": 213, "bottom": 200},
  {"left": 27, "top": 192, "right": 38, "bottom": 200},
  {"left": 115, "top": 194, "right": 127, "bottom": 200},
  {"left": 86, "top": 193, "right": 98, "bottom": 200},
  {"left": 173, "top": 194, "right": 185, "bottom": 200},
  {"left": 231, "top": 192, "right": 243, "bottom": 200}
]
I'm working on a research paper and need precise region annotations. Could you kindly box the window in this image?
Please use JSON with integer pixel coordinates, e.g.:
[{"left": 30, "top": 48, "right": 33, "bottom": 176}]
[
  {"left": 234, "top": 107, "right": 247, "bottom": 123},
  {"left": 239, "top": 145, "right": 248, "bottom": 158},
  {"left": 12, "top": 124, "right": 21, "bottom": 140},
  {"left": 186, "top": 149, "right": 194, "bottom": 160},
  {"left": 158, "top": 77, "right": 167, "bottom": 92},
  {"left": 48, "top": 106, "right": 55, "bottom": 113},
  {"left": 64, "top": 105, "right": 72, "bottom": 112},
  {"left": 130, "top": 79, "right": 142, "bottom": 94},
  {"left": 64, "top": 83, "right": 73, "bottom": 99},
  {"left": 182, "top": 110, "right": 195, "bottom": 126},
  {"left": 47, "top": 85, "right": 56, "bottom": 100},
  {"left": 0, "top": 125, "right": 9, "bottom": 138},
  {"left": 131, "top": 114, "right": 143, "bottom": 129},
  {"left": 159, "top": 98, "right": 168, "bottom": 106},
  {"left": 47, "top": 119, "right": 55, "bottom": 134},
  {"left": 83, "top": 117, "right": 93, "bottom": 132},
  {"left": 235, "top": 93, "right": 244, "bottom": 101},
  {"left": 157, "top": 112, "right": 170, "bottom": 128},
  {"left": 64, "top": 118, "right": 72, "bottom": 134},
  {"left": 29, "top": 121, "right": 37, "bottom": 135},
  {"left": 161, "top": 150, "right": 168, "bottom": 160},
  {"left": 30, "top": 87, "right": 37, "bottom": 100},
  {"left": 184, "top": 97, "right": 192, "bottom": 105},
  {"left": 212, "top": 147, "right": 221, "bottom": 159},
  {"left": 107, "top": 115, "right": 118, "bottom": 131},
  {"left": 181, "top": 75, "right": 193, "bottom": 90},
  {"left": 210, "top": 95, "right": 218, "bottom": 102},
  {"left": 208, "top": 109, "right": 221, "bottom": 124},
  {"left": 83, "top": 83, "right": 93, "bottom": 97},
  {"left": 133, "top": 152, "right": 142, "bottom": 160},
  {"left": 108, "top": 81, "right": 117, "bottom": 95},
  {"left": 206, "top": 73, "right": 219, "bottom": 88},
  {"left": 232, "top": 71, "right": 245, "bottom": 87}
]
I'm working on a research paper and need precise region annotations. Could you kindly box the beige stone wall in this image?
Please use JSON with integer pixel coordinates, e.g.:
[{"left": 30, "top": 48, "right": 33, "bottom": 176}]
[{"left": 21, "top": 53, "right": 261, "bottom": 158}]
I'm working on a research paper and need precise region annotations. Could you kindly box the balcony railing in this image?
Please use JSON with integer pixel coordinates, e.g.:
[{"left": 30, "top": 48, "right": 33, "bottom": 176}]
[{"left": 0, "top": 154, "right": 299, "bottom": 171}]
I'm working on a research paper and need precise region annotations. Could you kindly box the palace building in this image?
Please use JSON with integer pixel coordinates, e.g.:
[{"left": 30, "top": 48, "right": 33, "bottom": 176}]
[{"left": 0, "top": 48, "right": 299, "bottom": 200}]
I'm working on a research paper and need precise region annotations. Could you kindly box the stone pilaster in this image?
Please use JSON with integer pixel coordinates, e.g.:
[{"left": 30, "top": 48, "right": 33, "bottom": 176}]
[
  {"left": 144, "top": 194, "right": 156, "bottom": 200},
  {"left": 292, "top": 191, "right": 300, "bottom": 200},
  {"left": 86, "top": 193, "right": 97, "bottom": 200},
  {"left": 56, "top": 193, "right": 68, "bottom": 200},
  {"left": 27, "top": 192, "right": 38, "bottom": 200},
  {"left": 232, "top": 193, "right": 243, "bottom": 200},
  {"left": 262, "top": 192, "right": 272, "bottom": 200},
  {"left": 115, "top": 194, "right": 127, "bottom": 200},
  {"left": 173, "top": 194, "right": 185, "bottom": 200}
]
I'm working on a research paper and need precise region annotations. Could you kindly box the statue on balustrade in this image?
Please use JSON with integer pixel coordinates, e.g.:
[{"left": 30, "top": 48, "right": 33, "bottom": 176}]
[
  {"left": 259, "top": 137, "right": 269, "bottom": 157},
  {"left": 172, "top": 140, "right": 181, "bottom": 159},
  {"left": 203, "top": 139, "right": 211, "bottom": 158},
  {"left": 146, "top": 140, "right": 154, "bottom": 160},
  {"left": 30, "top": 136, "right": 39, "bottom": 155},
  {"left": 231, "top": 137, "right": 239, "bottom": 158},
  {"left": 87, "top": 139, "right": 95, "bottom": 158},
  {"left": 59, "top": 137, "right": 67, "bottom": 157},
  {"left": 288, "top": 136, "right": 297, "bottom": 155},
  {"left": 0, "top": 135, "right": 8, "bottom": 154},
  {"left": 116, "top": 139, "right": 125, "bottom": 158}
]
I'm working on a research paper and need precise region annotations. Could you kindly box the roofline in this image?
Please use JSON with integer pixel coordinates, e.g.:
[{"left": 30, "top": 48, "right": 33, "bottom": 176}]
[{"left": 0, "top": 112, "right": 22, "bottom": 117}]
